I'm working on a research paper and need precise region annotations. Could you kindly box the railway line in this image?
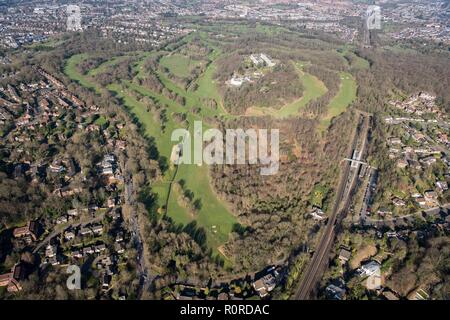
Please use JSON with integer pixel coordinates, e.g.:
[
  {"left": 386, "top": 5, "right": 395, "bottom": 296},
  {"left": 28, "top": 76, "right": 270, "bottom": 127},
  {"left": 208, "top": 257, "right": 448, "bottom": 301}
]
[{"left": 293, "top": 113, "right": 371, "bottom": 299}]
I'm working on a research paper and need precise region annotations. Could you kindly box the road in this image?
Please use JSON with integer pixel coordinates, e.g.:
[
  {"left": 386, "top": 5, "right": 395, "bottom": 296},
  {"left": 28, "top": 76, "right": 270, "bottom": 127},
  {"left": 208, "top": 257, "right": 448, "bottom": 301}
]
[
  {"left": 359, "top": 168, "right": 377, "bottom": 223},
  {"left": 363, "top": 204, "right": 449, "bottom": 227},
  {"left": 124, "top": 174, "right": 153, "bottom": 299},
  {"left": 32, "top": 213, "right": 105, "bottom": 254},
  {"left": 423, "top": 132, "right": 449, "bottom": 156},
  {"left": 293, "top": 113, "right": 370, "bottom": 300}
]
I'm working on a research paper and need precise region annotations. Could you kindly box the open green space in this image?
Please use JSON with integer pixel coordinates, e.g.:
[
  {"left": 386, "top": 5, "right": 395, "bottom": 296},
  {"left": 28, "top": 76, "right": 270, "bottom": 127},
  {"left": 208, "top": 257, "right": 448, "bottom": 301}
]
[
  {"left": 244, "top": 63, "right": 328, "bottom": 118},
  {"left": 88, "top": 55, "right": 132, "bottom": 76},
  {"left": 319, "top": 72, "right": 357, "bottom": 131},
  {"left": 337, "top": 47, "right": 370, "bottom": 70},
  {"left": 63, "top": 27, "right": 360, "bottom": 257},
  {"left": 64, "top": 52, "right": 237, "bottom": 256},
  {"left": 64, "top": 54, "right": 99, "bottom": 91},
  {"left": 160, "top": 53, "right": 202, "bottom": 78},
  {"left": 310, "top": 185, "right": 329, "bottom": 208}
]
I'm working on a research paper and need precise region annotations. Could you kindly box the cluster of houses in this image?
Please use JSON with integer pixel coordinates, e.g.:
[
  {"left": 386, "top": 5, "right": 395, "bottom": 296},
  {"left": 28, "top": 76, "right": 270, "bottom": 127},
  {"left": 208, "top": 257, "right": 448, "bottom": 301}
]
[
  {"left": 2, "top": 200, "right": 128, "bottom": 293},
  {"left": 40, "top": 206, "right": 126, "bottom": 290},
  {"left": 387, "top": 130, "right": 444, "bottom": 167},
  {"left": 327, "top": 225, "right": 450, "bottom": 300},
  {"left": 3, "top": 220, "right": 42, "bottom": 291},
  {"left": 326, "top": 248, "right": 391, "bottom": 300},
  {"left": 100, "top": 20, "right": 192, "bottom": 46},
  {"left": 173, "top": 266, "right": 282, "bottom": 300},
  {"left": 390, "top": 190, "right": 442, "bottom": 209},
  {"left": 219, "top": 1, "right": 363, "bottom": 27},
  {"left": 0, "top": 71, "right": 134, "bottom": 296},
  {"left": 0, "top": 2, "right": 192, "bottom": 49},
  {"left": 0, "top": 220, "right": 43, "bottom": 291},
  {"left": 387, "top": 1, "right": 450, "bottom": 45},
  {"left": 382, "top": 94, "right": 449, "bottom": 213},
  {"left": 0, "top": 72, "right": 125, "bottom": 204},
  {"left": 388, "top": 92, "right": 442, "bottom": 117},
  {"left": 329, "top": 198, "right": 450, "bottom": 299},
  {"left": 1, "top": 69, "right": 128, "bottom": 188}
]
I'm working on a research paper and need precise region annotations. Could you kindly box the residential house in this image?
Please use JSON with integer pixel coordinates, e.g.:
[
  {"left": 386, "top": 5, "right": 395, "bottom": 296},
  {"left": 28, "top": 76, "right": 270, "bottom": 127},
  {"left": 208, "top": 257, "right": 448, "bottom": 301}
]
[
  {"left": 49, "top": 161, "right": 65, "bottom": 173},
  {"left": 1, "top": 264, "right": 25, "bottom": 292},
  {"left": 252, "top": 273, "right": 276, "bottom": 298},
  {"left": 7, "top": 278, "right": 22, "bottom": 292},
  {"left": 80, "top": 227, "right": 93, "bottom": 236},
  {"left": 386, "top": 231, "right": 398, "bottom": 238},
  {"left": 64, "top": 231, "right": 76, "bottom": 241},
  {"left": 71, "top": 250, "right": 83, "bottom": 259},
  {"left": 338, "top": 248, "right": 351, "bottom": 264},
  {"left": 13, "top": 221, "right": 39, "bottom": 241},
  {"left": 109, "top": 209, "right": 122, "bottom": 220},
  {"left": 392, "top": 197, "right": 406, "bottom": 207},
  {"left": 424, "top": 191, "right": 438, "bottom": 204},
  {"left": 383, "top": 290, "right": 399, "bottom": 300},
  {"left": 389, "top": 137, "right": 402, "bottom": 145},
  {"left": 308, "top": 207, "right": 326, "bottom": 221},
  {"left": 325, "top": 284, "right": 346, "bottom": 300},
  {"left": 95, "top": 244, "right": 106, "bottom": 253},
  {"left": 67, "top": 209, "right": 79, "bottom": 217},
  {"left": 100, "top": 256, "right": 113, "bottom": 267},
  {"left": 102, "top": 274, "right": 111, "bottom": 291},
  {"left": 0, "top": 273, "right": 12, "bottom": 288},
  {"left": 91, "top": 224, "right": 103, "bottom": 236},
  {"left": 115, "top": 243, "right": 125, "bottom": 254},
  {"left": 107, "top": 198, "right": 117, "bottom": 208},
  {"left": 45, "top": 244, "right": 57, "bottom": 258},
  {"left": 436, "top": 181, "right": 448, "bottom": 192},
  {"left": 397, "top": 159, "right": 408, "bottom": 169},
  {"left": 217, "top": 292, "right": 229, "bottom": 300},
  {"left": 58, "top": 186, "right": 82, "bottom": 197},
  {"left": 415, "top": 197, "right": 426, "bottom": 207},
  {"left": 45, "top": 255, "right": 60, "bottom": 266},
  {"left": 115, "top": 232, "right": 124, "bottom": 243},
  {"left": 359, "top": 261, "right": 381, "bottom": 277},
  {"left": 420, "top": 156, "right": 437, "bottom": 166},
  {"left": 83, "top": 246, "right": 94, "bottom": 255},
  {"left": 408, "top": 288, "right": 429, "bottom": 300},
  {"left": 56, "top": 215, "right": 68, "bottom": 224}
]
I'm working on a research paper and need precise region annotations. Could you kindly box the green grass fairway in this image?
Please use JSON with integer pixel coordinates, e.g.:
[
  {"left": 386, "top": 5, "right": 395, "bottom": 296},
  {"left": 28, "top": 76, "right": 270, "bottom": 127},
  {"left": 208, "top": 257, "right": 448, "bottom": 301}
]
[
  {"left": 64, "top": 54, "right": 98, "bottom": 91},
  {"left": 62, "top": 30, "right": 360, "bottom": 258},
  {"left": 350, "top": 54, "right": 370, "bottom": 70},
  {"left": 88, "top": 55, "right": 132, "bottom": 77},
  {"left": 277, "top": 72, "right": 327, "bottom": 118},
  {"left": 65, "top": 51, "right": 238, "bottom": 255},
  {"left": 177, "top": 162, "right": 237, "bottom": 251},
  {"left": 160, "top": 53, "right": 201, "bottom": 78},
  {"left": 193, "top": 48, "right": 228, "bottom": 115},
  {"left": 337, "top": 47, "right": 370, "bottom": 70},
  {"left": 108, "top": 80, "right": 238, "bottom": 254},
  {"left": 244, "top": 64, "right": 327, "bottom": 119},
  {"left": 319, "top": 72, "right": 357, "bottom": 131}
]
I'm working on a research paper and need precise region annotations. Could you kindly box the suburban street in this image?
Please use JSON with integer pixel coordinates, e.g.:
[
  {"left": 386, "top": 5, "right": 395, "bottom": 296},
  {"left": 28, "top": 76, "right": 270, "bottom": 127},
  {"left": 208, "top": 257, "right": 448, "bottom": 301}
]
[
  {"left": 363, "top": 203, "right": 450, "bottom": 228},
  {"left": 32, "top": 213, "right": 105, "bottom": 254}
]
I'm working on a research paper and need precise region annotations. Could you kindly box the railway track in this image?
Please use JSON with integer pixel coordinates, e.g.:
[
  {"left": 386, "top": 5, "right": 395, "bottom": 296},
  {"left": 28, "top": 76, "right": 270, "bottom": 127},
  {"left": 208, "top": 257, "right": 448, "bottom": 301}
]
[{"left": 293, "top": 113, "right": 370, "bottom": 299}]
